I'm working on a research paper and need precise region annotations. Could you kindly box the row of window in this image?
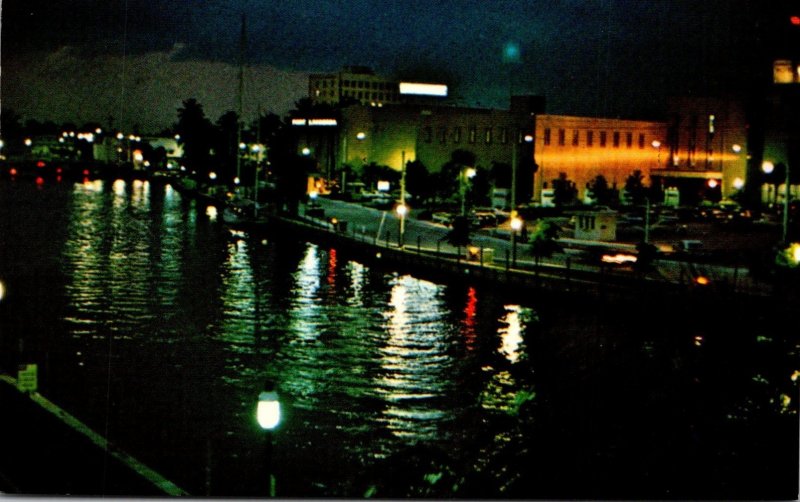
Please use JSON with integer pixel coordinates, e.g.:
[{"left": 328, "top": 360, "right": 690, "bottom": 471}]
[
  {"left": 315, "top": 79, "right": 395, "bottom": 91},
  {"left": 341, "top": 90, "right": 399, "bottom": 102},
  {"left": 543, "top": 128, "right": 650, "bottom": 149},
  {"left": 422, "top": 126, "right": 530, "bottom": 145}
]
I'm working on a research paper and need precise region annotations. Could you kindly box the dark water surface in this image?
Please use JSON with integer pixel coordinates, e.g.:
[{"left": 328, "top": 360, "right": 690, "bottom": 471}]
[{"left": 0, "top": 178, "right": 797, "bottom": 498}]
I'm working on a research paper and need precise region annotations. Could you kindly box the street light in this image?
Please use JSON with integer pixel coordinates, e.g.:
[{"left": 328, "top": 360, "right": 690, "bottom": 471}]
[
  {"left": 510, "top": 215, "right": 523, "bottom": 267},
  {"left": 460, "top": 167, "right": 477, "bottom": 216},
  {"left": 763, "top": 160, "right": 791, "bottom": 243},
  {"left": 396, "top": 202, "right": 408, "bottom": 247},
  {"left": 257, "top": 382, "right": 281, "bottom": 497}
]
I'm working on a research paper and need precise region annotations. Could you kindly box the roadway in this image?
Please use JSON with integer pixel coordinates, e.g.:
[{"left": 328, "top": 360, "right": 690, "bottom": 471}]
[{"left": 306, "top": 197, "right": 774, "bottom": 296}]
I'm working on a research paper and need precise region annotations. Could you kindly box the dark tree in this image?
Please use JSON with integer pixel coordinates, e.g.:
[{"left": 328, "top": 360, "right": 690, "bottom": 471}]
[
  {"left": 586, "top": 174, "right": 617, "bottom": 207},
  {"left": 552, "top": 172, "right": 577, "bottom": 206},
  {"left": 529, "top": 219, "right": 560, "bottom": 266},
  {"left": 215, "top": 110, "right": 240, "bottom": 183},
  {"left": 405, "top": 160, "right": 432, "bottom": 204},
  {"left": 175, "top": 98, "right": 216, "bottom": 179},
  {"left": 624, "top": 170, "right": 648, "bottom": 206}
]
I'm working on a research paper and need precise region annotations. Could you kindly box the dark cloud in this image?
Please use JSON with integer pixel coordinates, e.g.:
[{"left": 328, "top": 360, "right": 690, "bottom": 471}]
[{"left": 2, "top": 0, "right": 791, "bottom": 129}]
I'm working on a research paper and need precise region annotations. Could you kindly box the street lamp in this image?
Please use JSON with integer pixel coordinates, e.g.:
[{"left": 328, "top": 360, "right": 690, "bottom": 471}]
[
  {"left": 652, "top": 140, "right": 662, "bottom": 169},
  {"left": 257, "top": 382, "right": 281, "bottom": 497},
  {"left": 460, "top": 167, "right": 477, "bottom": 216},
  {"left": 396, "top": 202, "right": 408, "bottom": 247},
  {"left": 763, "top": 160, "right": 791, "bottom": 243},
  {"left": 510, "top": 215, "right": 523, "bottom": 267}
]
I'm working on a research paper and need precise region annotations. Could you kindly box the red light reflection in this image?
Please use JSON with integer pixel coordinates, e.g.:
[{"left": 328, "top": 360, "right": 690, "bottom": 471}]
[
  {"left": 327, "top": 248, "right": 337, "bottom": 288},
  {"left": 462, "top": 287, "right": 478, "bottom": 350}
]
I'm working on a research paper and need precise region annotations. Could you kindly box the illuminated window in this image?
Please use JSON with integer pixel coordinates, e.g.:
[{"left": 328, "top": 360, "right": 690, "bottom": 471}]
[
  {"left": 485, "top": 128, "right": 493, "bottom": 144},
  {"left": 558, "top": 129, "right": 565, "bottom": 146},
  {"left": 453, "top": 127, "right": 462, "bottom": 143},
  {"left": 708, "top": 115, "right": 715, "bottom": 134},
  {"left": 469, "top": 127, "right": 476, "bottom": 144},
  {"left": 500, "top": 127, "right": 508, "bottom": 144},
  {"left": 626, "top": 132, "right": 633, "bottom": 148},
  {"left": 544, "top": 128, "right": 551, "bottom": 146},
  {"left": 600, "top": 131, "right": 607, "bottom": 147},
  {"left": 572, "top": 130, "right": 580, "bottom": 146},
  {"left": 587, "top": 130, "right": 593, "bottom": 147}
]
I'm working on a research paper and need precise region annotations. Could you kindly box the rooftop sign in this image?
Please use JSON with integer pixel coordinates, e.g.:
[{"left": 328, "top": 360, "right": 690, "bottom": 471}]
[
  {"left": 292, "top": 118, "right": 338, "bottom": 126},
  {"left": 399, "top": 82, "right": 448, "bottom": 97}
]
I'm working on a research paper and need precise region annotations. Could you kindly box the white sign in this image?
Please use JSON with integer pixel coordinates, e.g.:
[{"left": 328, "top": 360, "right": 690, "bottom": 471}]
[{"left": 399, "top": 82, "right": 448, "bottom": 96}]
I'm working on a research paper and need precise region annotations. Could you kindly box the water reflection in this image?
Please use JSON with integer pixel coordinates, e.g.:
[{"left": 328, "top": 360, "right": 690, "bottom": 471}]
[
  {"left": 378, "top": 275, "right": 453, "bottom": 442},
  {"left": 2, "top": 178, "right": 795, "bottom": 498}
]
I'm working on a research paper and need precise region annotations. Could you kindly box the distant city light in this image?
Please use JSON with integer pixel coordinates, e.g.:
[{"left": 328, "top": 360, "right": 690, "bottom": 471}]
[
  {"left": 733, "top": 177, "right": 745, "bottom": 189},
  {"left": 762, "top": 161, "right": 775, "bottom": 174},
  {"left": 301, "top": 147, "right": 311, "bottom": 156},
  {"left": 791, "top": 15, "right": 800, "bottom": 25},
  {"left": 377, "top": 180, "right": 390, "bottom": 191},
  {"left": 0, "top": 280, "right": 5, "bottom": 302},
  {"left": 651, "top": 140, "right": 661, "bottom": 148},
  {"left": 209, "top": 171, "right": 217, "bottom": 180},
  {"left": 24, "top": 138, "right": 32, "bottom": 146},
  {"left": 707, "top": 179, "right": 718, "bottom": 188},
  {"left": 399, "top": 82, "right": 448, "bottom": 97},
  {"left": 732, "top": 144, "right": 742, "bottom": 153},
  {"left": 356, "top": 132, "right": 366, "bottom": 140},
  {"left": 396, "top": 203, "right": 408, "bottom": 217}
]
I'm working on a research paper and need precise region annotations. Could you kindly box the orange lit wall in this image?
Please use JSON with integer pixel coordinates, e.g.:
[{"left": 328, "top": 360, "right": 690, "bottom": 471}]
[{"left": 533, "top": 115, "right": 667, "bottom": 200}]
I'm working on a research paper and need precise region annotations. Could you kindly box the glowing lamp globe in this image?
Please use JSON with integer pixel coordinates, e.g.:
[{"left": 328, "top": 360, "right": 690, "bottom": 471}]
[{"left": 257, "top": 390, "right": 281, "bottom": 430}]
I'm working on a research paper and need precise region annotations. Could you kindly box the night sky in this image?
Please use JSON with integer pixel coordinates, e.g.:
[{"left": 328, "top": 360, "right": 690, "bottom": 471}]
[{"left": 0, "top": 0, "right": 789, "bottom": 132}]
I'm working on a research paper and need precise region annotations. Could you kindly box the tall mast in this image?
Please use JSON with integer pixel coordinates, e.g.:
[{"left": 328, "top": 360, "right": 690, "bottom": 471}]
[{"left": 236, "top": 13, "right": 246, "bottom": 182}]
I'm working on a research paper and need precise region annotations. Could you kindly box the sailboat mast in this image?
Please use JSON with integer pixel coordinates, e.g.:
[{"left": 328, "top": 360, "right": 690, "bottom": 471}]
[{"left": 236, "top": 13, "right": 246, "bottom": 182}]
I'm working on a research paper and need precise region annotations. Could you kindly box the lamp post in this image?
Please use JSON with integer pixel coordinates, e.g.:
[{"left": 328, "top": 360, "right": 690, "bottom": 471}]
[
  {"left": 460, "top": 167, "right": 476, "bottom": 216},
  {"left": 257, "top": 382, "right": 281, "bottom": 497},
  {"left": 762, "top": 160, "right": 791, "bottom": 244},
  {"left": 396, "top": 202, "right": 408, "bottom": 247},
  {"left": 510, "top": 215, "right": 523, "bottom": 267}
]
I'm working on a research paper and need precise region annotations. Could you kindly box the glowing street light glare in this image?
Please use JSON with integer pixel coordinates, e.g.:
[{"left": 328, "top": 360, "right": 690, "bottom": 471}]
[
  {"left": 24, "top": 138, "right": 32, "bottom": 147},
  {"left": 356, "top": 132, "right": 366, "bottom": 140},
  {"left": 396, "top": 203, "right": 408, "bottom": 217},
  {"left": 524, "top": 134, "right": 534, "bottom": 143},
  {"left": 733, "top": 177, "right": 745, "bottom": 189},
  {"left": 510, "top": 216, "right": 523, "bottom": 231},
  {"left": 465, "top": 167, "right": 477, "bottom": 178},
  {"left": 256, "top": 390, "right": 281, "bottom": 430},
  {"left": 301, "top": 147, "right": 311, "bottom": 156},
  {"left": 651, "top": 140, "right": 661, "bottom": 148},
  {"left": 762, "top": 161, "right": 775, "bottom": 174},
  {"left": 707, "top": 179, "right": 718, "bottom": 189},
  {"left": 234, "top": 177, "right": 241, "bottom": 185},
  {"left": 732, "top": 144, "right": 742, "bottom": 153},
  {"left": 209, "top": 171, "right": 217, "bottom": 180},
  {"left": 0, "top": 280, "right": 5, "bottom": 302}
]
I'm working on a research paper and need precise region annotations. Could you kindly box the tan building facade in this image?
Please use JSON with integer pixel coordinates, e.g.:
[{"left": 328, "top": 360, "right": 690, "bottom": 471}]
[{"left": 532, "top": 115, "right": 666, "bottom": 201}]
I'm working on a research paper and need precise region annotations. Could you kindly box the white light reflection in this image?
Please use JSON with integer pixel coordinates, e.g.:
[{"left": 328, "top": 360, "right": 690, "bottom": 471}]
[
  {"left": 498, "top": 304, "right": 528, "bottom": 364},
  {"left": 377, "top": 275, "right": 451, "bottom": 440},
  {"left": 206, "top": 206, "right": 218, "bottom": 220}
]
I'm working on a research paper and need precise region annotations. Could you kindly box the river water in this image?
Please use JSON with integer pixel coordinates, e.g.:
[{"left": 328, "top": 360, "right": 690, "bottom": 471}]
[{"left": 0, "top": 177, "right": 797, "bottom": 498}]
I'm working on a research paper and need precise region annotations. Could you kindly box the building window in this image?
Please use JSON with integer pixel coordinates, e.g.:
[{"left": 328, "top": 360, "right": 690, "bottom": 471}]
[
  {"left": 626, "top": 132, "right": 633, "bottom": 148},
  {"left": 469, "top": 127, "right": 476, "bottom": 144},
  {"left": 639, "top": 133, "right": 645, "bottom": 149},
  {"left": 439, "top": 127, "right": 447, "bottom": 144},
  {"left": 423, "top": 127, "right": 432, "bottom": 143},
  {"left": 708, "top": 114, "right": 715, "bottom": 134},
  {"left": 500, "top": 127, "right": 508, "bottom": 144},
  {"left": 572, "top": 130, "right": 580, "bottom": 146},
  {"left": 600, "top": 131, "right": 607, "bottom": 147},
  {"left": 587, "top": 130, "right": 593, "bottom": 147},
  {"left": 543, "top": 128, "right": 551, "bottom": 146},
  {"left": 485, "top": 128, "right": 493, "bottom": 144},
  {"left": 558, "top": 129, "right": 565, "bottom": 146},
  {"left": 453, "top": 127, "right": 462, "bottom": 143},
  {"left": 613, "top": 131, "right": 620, "bottom": 147}
]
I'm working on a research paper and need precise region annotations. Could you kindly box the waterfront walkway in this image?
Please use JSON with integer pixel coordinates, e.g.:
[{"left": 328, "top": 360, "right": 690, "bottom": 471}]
[
  {"left": 0, "top": 374, "right": 187, "bottom": 496},
  {"left": 274, "top": 198, "right": 779, "bottom": 299}
]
